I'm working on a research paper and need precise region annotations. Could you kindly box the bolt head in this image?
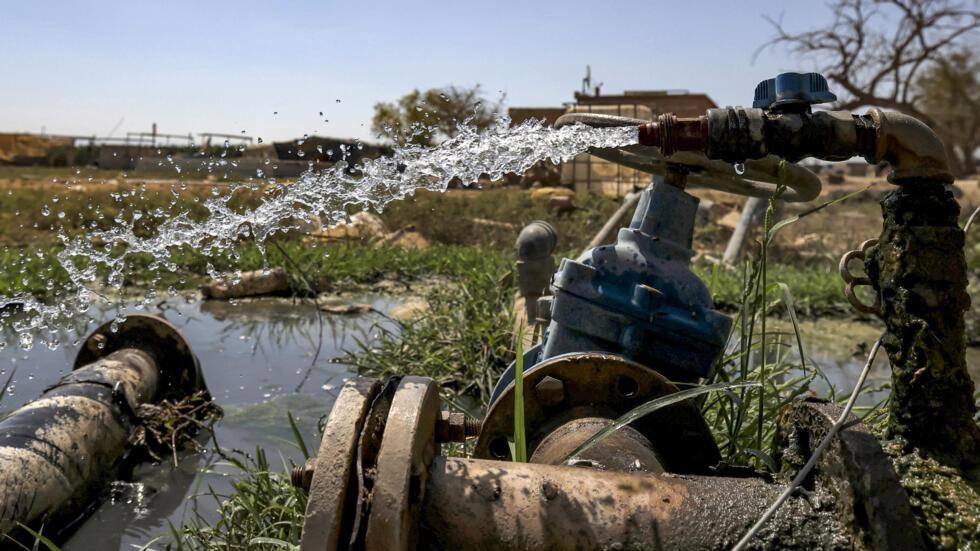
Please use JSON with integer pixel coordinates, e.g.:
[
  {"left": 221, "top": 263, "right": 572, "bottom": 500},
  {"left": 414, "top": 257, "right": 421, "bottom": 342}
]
[
  {"left": 87, "top": 333, "right": 108, "bottom": 353},
  {"left": 534, "top": 376, "right": 565, "bottom": 407}
]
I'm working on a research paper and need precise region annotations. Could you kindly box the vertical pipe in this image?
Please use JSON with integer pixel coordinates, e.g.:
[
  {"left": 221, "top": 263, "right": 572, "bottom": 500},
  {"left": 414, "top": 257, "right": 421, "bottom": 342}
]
[
  {"left": 866, "top": 182, "right": 980, "bottom": 465},
  {"left": 722, "top": 196, "right": 765, "bottom": 265}
]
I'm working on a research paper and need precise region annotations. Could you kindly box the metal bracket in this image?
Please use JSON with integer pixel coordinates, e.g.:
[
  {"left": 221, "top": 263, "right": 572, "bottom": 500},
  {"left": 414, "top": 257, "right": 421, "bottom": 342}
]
[{"left": 839, "top": 239, "right": 881, "bottom": 316}]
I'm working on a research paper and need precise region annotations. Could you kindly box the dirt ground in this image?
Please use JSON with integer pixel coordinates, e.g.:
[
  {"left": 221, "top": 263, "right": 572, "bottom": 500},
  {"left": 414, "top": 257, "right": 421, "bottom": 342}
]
[
  {"left": 687, "top": 174, "right": 980, "bottom": 262},
  {"left": 0, "top": 166, "right": 977, "bottom": 263}
]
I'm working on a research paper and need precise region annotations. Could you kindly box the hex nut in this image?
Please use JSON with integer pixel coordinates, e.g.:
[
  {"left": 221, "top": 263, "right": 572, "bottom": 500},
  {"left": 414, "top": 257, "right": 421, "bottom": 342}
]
[
  {"left": 436, "top": 410, "right": 470, "bottom": 442},
  {"left": 534, "top": 376, "right": 565, "bottom": 407}
]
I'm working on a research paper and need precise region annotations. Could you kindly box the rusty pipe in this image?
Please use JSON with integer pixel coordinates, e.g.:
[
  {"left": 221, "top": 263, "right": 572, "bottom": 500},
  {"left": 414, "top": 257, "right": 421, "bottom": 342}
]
[
  {"left": 0, "top": 315, "right": 205, "bottom": 541},
  {"left": 865, "top": 108, "right": 952, "bottom": 184},
  {"left": 418, "top": 457, "right": 837, "bottom": 550},
  {"left": 638, "top": 107, "right": 953, "bottom": 185}
]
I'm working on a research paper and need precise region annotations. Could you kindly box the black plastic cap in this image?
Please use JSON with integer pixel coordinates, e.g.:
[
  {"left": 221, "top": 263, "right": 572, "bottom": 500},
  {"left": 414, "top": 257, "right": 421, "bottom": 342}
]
[{"left": 753, "top": 72, "right": 837, "bottom": 110}]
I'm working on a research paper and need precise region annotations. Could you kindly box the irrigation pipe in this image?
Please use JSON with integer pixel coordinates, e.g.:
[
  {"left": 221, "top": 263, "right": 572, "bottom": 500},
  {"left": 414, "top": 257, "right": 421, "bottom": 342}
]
[
  {"left": 731, "top": 336, "right": 883, "bottom": 551},
  {"left": 582, "top": 191, "right": 641, "bottom": 253}
]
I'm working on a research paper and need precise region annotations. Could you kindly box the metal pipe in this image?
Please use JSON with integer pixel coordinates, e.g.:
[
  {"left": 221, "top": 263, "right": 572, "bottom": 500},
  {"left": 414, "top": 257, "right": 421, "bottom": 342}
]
[
  {"left": 0, "top": 315, "right": 205, "bottom": 541},
  {"left": 514, "top": 220, "right": 557, "bottom": 323},
  {"left": 418, "top": 457, "right": 836, "bottom": 550},
  {"left": 638, "top": 107, "right": 953, "bottom": 185},
  {"left": 583, "top": 190, "right": 641, "bottom": 251},
  {"left": 721, "top": 196, "right": 766, "bottom": 265},
  {"left": 865, "top": 182, "right": 980, "bottom": 464},
  {"left": 864, "top": 108, "right": 952, "bottom": 184}
]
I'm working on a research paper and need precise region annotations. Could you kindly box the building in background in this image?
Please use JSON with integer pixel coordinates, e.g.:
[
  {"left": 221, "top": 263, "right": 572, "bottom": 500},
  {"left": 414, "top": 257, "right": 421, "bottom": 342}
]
[{"left": 509, "top": 89, "right": 718, "bottom": 197}]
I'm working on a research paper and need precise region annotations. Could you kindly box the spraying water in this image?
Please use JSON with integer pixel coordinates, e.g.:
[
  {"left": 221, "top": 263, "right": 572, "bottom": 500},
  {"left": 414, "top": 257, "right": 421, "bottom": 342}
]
[{"left": 0, "top": 117, "right": 637, "bottom": 351}]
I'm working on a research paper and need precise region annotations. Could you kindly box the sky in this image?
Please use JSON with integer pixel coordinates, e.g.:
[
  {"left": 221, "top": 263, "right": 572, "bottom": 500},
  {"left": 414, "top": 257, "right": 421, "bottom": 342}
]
[{"left": 0, "top": 1, "right": 834, "bottom": 143}]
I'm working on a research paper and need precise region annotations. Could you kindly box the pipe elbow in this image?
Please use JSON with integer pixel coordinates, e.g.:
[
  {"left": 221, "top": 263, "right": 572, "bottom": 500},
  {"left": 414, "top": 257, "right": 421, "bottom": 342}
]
[
  {"left": 866, "top": 108, "right": 953, "bottom": 185},
  {"left": 516, "top": 220, "right": 557, "bottom": 261}
]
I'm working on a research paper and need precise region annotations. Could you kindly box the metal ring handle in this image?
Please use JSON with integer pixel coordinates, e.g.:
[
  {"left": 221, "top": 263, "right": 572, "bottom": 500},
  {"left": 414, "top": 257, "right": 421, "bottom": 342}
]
[{"left": 839, "top": 239, "right": 881, "bottom": 316}]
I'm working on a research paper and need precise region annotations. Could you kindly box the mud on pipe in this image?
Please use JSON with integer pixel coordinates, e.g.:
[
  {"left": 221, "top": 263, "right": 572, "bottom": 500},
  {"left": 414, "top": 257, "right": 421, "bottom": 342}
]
[{"left": 0, "top": 314, "right": 210, "bottom": 542}]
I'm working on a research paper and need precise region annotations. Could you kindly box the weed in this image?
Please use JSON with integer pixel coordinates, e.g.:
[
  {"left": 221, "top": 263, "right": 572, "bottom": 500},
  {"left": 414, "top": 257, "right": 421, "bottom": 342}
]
[
  {"left": 513, "top": 333, "right": 527, "bottom": 463},
  {"left": 166, "top": 447, "right": 306, "bottom": 550}
]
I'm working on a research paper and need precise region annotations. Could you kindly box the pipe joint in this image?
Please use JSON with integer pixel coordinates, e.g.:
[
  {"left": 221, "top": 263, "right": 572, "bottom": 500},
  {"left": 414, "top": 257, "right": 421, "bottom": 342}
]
[{"left": 864, "top": 108, "right": 953, "bottom": 185}]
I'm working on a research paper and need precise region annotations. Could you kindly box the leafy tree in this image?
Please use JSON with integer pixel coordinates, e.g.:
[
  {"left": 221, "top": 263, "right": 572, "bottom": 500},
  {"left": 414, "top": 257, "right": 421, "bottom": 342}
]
[
  {"left": 916, "top": 50, "right": 980, "bottom": 175},
  {"left": 372, "top": 85, "right": 502, "bottom": 147}
]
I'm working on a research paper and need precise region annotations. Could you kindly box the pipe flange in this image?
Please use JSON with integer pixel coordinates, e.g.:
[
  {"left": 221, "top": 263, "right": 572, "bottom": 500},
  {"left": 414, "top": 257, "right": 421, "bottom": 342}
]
[
  {"left": 774, "top": 398, "right": 925, "bottom": 549},
  {"left": 363, "top": 376, "right": 440, "bottom": 551},
  {"left": 474, "top": 352, "right": 720, "bottom": 473},
  {"left": 74, "top": 314, "right": 205, "bottom": 401},
  {"left": 299, "top": 377, "right": 381, "bottom": 551}
]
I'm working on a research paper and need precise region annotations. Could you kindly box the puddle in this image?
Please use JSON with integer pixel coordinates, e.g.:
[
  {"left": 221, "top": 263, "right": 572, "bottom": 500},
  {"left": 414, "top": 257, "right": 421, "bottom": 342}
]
[
  {"left": 766, "top": 318, "right": 980, "bottom": 406},
  {"left": 0, "top": 294, "right": 397, "bottom": 550},
  {"left": 2, "top": 304, "right": 978, "bottom": 549}
]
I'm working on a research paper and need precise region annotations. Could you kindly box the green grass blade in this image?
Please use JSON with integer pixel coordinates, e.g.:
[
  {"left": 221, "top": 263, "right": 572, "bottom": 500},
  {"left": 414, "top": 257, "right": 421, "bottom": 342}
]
[
  {"left": 0, "top": 366, "right": 15, "bottom": 410},
  {"left": 562, "top": 381, "right": 759, "bottom": 463},
  {"left": 286, "top": 411, "right": 310, "bottom": 460},
  {"left": 248, "top": 536, "right": 298, "bottom": 549},
  {"left": 513, "top": 331, "right": 527, "bottom": 463},
  {"left": 767, "top": 184, "right": 871, "bottom": 241},
  {"left": 15, "top": 524, "right": 60, "bottom": 551},
  {"left": 776, "top": 282, "right": 808, "bottom": 375}
]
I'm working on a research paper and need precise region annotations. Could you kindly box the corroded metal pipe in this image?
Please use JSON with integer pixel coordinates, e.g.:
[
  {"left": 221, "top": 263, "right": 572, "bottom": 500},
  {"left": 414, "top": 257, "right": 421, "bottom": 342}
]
[
  {"left": 865, "top": 183, "right": 980, "bottom": 464},
  {"left": 418, "top": 457, "right": 838, "bottom": 550},
  {"left": 638, "top": 107, "right": 953, "bottom": 184},
  {"left": 0, "top": 315, "right": 205, "bottom": 540},
  {"left": 301, "top": 378, "right": 923, "bottom": 550}
]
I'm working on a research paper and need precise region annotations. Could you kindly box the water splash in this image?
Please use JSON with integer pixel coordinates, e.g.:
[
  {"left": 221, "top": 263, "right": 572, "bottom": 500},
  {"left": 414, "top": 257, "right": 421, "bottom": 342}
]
[{"left": 0, "top": 117, "right": 637, "bottom": 350}]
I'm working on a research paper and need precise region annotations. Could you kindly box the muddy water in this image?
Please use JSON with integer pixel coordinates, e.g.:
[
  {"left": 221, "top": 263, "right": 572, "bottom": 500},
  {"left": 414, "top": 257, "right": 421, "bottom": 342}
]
[
  {"left": 766, "top": 318, "right": 980, "bottom": 406},
  {"left": 2, "top": 306, "right": 978, "bottom": 549},
  {"left": 0, "top": 295, "right": 397, "bottom": 550}
]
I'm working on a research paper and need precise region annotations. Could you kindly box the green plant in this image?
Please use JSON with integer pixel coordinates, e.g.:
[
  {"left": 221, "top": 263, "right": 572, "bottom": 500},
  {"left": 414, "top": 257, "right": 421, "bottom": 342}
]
[
  {"left": 165, "top": 447, "right": 306, "bottom": 550},
  {"left": 340, "top": 251, "right": 515, "bottom": 414},
  {"left": 703, "top": 184, "right": 871, "bottom": 467},
  {"left": 513, "top": 334, "right": 527, "bottom": 463}
]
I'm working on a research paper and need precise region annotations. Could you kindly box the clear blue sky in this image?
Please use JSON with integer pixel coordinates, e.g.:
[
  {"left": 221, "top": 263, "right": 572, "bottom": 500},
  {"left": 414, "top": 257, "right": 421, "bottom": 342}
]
[{"left": 0, "top": 1, "right": 832, "bottom": 143}]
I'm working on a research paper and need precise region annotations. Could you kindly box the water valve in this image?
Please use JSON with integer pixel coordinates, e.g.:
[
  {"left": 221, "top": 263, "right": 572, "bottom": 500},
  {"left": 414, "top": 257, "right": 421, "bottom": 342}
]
[{"left": 752, "top": 72, "right": 837, "bottom": 112}]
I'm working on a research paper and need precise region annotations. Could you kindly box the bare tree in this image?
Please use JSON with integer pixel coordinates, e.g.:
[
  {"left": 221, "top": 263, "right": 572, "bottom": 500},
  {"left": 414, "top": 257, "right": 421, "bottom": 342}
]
[{"left": 762, "top": 0, "right": 980, "bottom": 175}]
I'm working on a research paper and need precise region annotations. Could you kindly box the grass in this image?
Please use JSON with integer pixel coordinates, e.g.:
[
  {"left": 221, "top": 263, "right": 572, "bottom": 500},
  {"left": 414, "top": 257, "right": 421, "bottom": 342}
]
[
  {"left": 513, "top": 334, "right": 527, "bottom": 463},
  {"left": 164, "top": 447, "right": 307, "bottom": 550},
  {"left": 0, "top": 241, "right": 512, "bottom": 302},
  {"left": 338, "top": 248, "right": 514, "bottom": 413},
  {"left": 3, "top": 171, "right": 975, "bottom": 547}
]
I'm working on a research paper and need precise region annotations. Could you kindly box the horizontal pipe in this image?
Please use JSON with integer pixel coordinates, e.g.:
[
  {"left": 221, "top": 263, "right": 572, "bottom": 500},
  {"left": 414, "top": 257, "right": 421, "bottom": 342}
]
[
  {"left": 638, "top": 107, "right": 953, "bottom": 186},
  {"left": 419, "top": 457, "right": 840, "bottom": 550}
]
